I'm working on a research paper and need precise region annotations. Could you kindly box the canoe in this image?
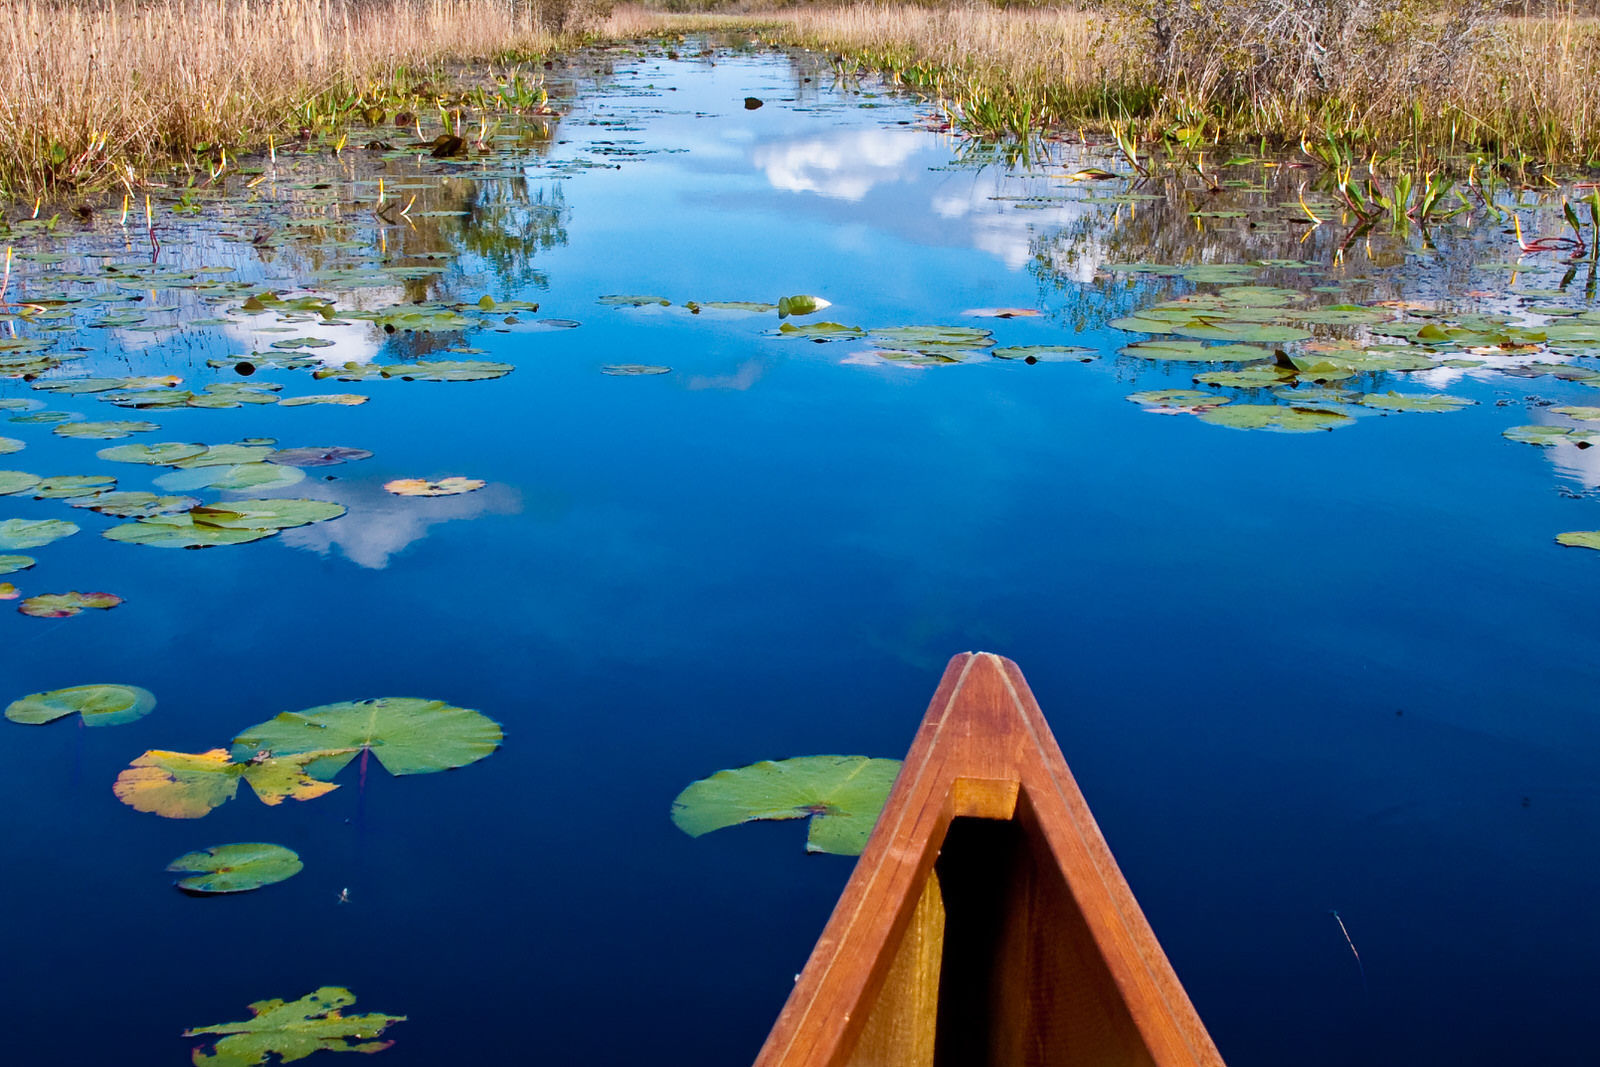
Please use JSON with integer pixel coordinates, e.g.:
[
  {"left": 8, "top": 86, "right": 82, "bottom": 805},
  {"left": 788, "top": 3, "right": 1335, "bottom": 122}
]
[{"left": 753, "top": 651, "right": 1225, "bottom": 1067}]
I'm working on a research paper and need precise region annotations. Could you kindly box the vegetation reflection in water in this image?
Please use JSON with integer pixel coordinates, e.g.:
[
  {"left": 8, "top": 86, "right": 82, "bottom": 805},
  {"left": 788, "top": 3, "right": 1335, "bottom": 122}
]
[{"left": 1, "top": 37, "right": 1599, "bottom": 1067}]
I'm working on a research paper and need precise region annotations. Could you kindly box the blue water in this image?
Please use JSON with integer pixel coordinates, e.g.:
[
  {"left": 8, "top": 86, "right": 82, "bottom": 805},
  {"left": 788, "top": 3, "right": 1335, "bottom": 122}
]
[{"left": 3, "top": 42, "right": 1600, "bottom": 1065}]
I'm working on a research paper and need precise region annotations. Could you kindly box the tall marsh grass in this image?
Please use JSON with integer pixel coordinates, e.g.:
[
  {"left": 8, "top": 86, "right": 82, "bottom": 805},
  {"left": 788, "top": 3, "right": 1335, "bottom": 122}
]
[
  {"left": 0, "top": 0, "right": 582, "bottom": 199},
  {"left": 603, "top": 2, "right": 1600, "bottom": 166}
]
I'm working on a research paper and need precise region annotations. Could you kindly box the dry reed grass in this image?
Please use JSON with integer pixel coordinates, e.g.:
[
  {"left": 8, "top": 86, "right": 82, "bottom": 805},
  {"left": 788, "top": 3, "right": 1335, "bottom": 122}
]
[
  {"left": 602, "top": 3, "right": 1600, "bottom": 165},
  {"left": 0, "top": 0, "right": 576, "bottom": 200}
]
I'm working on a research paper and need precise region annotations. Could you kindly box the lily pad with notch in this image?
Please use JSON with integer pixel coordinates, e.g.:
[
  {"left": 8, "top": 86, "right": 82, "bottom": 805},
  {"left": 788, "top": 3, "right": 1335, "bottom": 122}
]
[
  {"left": 670, "top": 754, "right": 902, "bottom": 856},
  {"left": 1197, "top": 404, "right": 1356, "bottom": 433},
  {"left": 230, "top": 697, "right": 503, "bottom": 779},
  {"left": 168, "top": 842, "right": 303, "bottom": 894},
  {"left": 184, "top": 987, "right": 403, "bottom": 1066},
  {"left": 6, "top": 683, "right": 155, "bottom": 726},
  {"left": 155, "top": 463, "right": 306, "bottom": 493},
  {"left": 114, "top": 748, "right": 346, "bottom": 818},
  {"left": 97, "top": 442, "right": 208, "bottom": 466}
]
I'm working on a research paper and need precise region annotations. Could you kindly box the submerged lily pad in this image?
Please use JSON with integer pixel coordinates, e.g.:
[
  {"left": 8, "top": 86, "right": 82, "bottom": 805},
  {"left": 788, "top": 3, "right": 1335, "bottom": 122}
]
[
  {"left": 600, "top": 364, "right": 670, "bottom": 376},
  {"left": 167, "top": 843, "right": 303, "bottom": 894},
  {"left": 184, "top": 987, "right": 403, "bottom": 1066},
  {"left": 0, "top": 518, "right": 79, "bottom": 549},
  {"left": 230, "top": 697, "right": 503, "bottom": 779},
  {"left": 6, "top": 684, "right": 155, "bottom": 726},
  {"left": 670, "top": 755, "right": 902, "bottom": 856},
  {"left": 18, "top": 590, "right": 122, "bottom": 617},
  {"left": 1555, "top": 531, "right": 1600, "bottom": 550},
  {"left": 1197, "top": 404, "right": 1355, "bottom": 433},
  {"left": 114, "top": 748, "right": 344, "bottom": 818}
]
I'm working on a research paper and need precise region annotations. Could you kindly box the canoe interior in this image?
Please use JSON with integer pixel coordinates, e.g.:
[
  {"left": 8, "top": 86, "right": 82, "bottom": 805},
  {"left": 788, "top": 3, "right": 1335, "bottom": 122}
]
[{"left": 755, "top": 652, "right": 1224, "bottom": 1067}]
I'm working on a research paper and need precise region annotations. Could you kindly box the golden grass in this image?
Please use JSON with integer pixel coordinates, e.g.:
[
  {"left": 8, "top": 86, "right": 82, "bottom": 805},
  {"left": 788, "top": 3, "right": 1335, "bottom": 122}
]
[
  {"left": 601, "top": 3, "right": 1600, "bottom": 165},
  {"left": 0, "top": 0, "right": 571, "bottom": 199}
]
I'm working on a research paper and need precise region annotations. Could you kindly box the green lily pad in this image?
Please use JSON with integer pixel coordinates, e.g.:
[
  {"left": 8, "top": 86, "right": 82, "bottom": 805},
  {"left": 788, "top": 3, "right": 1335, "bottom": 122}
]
[
  {"left": 101, "top": 388, "right": 198, "bottom": 409},
  {"left": 6, "top": 683, "right": 155, "bottom": 726},
  {"left": 991, "top": 345, "right": 1096, "bottom": 362},
  {"left": 1358, "top": 392, "right": 1475, "bottom": 413},
  {"left": 1550, "top": 406, "right": 1600, "bottom": 421},
  {"left": 115, "top": 747, "right": 345, "bottom": 818},
  {"left": 1121, "top": 341, "right": 1273, "bottom": 362},
  {"left": 97, "top": 442, "right": 208, "bottom": 465},
  {"left": 9, "top": 411, "right": 79, "bottom": 425},
  {"left": 699, "top": 301, "right": 777, "bottom": 313},
  {"left": 279, "top": 394, "right": 369, "bottom": 407},
  {"left": 0, "top": 436, "right": 22, "bottom": 455},
  {"left": 172, "top": 444, "right": 275, "bottom": 468},
  {"left": 0, "top": 471, "right": 41, "bottom": 495},
  {"left": 53, "top": 420, "right": 160, "bottom": 440},
  {"left": 867, "top": 326, "right": 994, "bottom": 353},
  {"left": 1555, "top": 531, "right": 1600, "bottom": 550},
  {"left": 231, "top": 697, "right": 502, "bottom": 779},
  {"left": 601, "top": 364, "right": 671, "bottom": 376},
  {"left": 103, "top": 515, "right": 278, "bottom": 549},
  {"left": 184, "top": 987, "right": 403, "bottom": 1066},
  {"left": 70, "top": 491, "right": 199, "bottom": 518},
  {"left": 1126, "top": 389, "right": 1231, "bottom": 411},
  {"left": 31, "top": 377, "right": 126, "bottom": 394},
  {"left": 778, "top": 295, "right": 830, "bottom": 318},
  {"left": 0, "top": 518, "right": 79, "bottom": 549},
  {"left": 155, "top": 463, "right": 306, "bottom": 493},
  {"left": 34, "top": 475, "right": 116, "bottom": 499},
  {"left": 1174, "top": 322, "right": 1312, "bottom": 343},
  {"left": 1503, "top": 425, "right": 1600, "bottom": 446},
  {"left": 670, "top": 755, "right": 902, "bottom": 856},
  {"left": 167, "top": 842, "right": 303, "bottom": 894},
  {"left": 1193, "top": 365, "right": 1296, "bottom": 388},
  {"left": 1197, "top": 404, "right": 1356, "bottom": 433},
  {"left": 18, "top": 590, "right": 121, "bottom": 617},
  {"left": 1109, "top": 315, "right": 1186, "bottom": 334},
  {"left": 186, "top": 499, "right": 347, "bottom": 530},
  {"left": 0, "top": 554, "right": 34, "bottom": 574},
  {"left": 776, "top": 321, "right": 864, "bottom": 341},
  {"left": 384, "top": 360, "right": 514, "bottom": 382},
  {"left": 598, "top": 294, "right": 670, "bottom": 307}
]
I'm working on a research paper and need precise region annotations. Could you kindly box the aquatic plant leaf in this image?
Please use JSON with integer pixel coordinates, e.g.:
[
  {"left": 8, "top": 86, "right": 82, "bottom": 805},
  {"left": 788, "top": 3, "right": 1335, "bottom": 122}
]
[
  {"left": 167, "top": 843, "right": 303, "bottom": 894},
  {"left": 383, "top": 477, "right": 484, "bottom": 496},
  {"left": 777, "top": 295, "right": 830, "bottom": 318},
  {"left": 70, "top": 491, "right": 199, "bottom": 518},
  {"left": 0, "top": 471, "right": 41, "bottom": 495},
  {"left": 1197, "top": 404, "right": 1355, "bottom": 433},
  {"left": 10, "top": 411, "right": 79, "bottom": 425},
  {"left": 187, "top": 499, "right": 346, "bottom": 531},
  {"left": 1174, "top": 322, "right": 1312, "bottom": 343},
  {"left": 598, "top": 294, "right": 670, "bottom": 307},
  {"left": 1358, "top": 392, "right": 1475, "bottom": 413},
  {"left": 990, "top": 346, "right": 1096, "bottom": 362},
  {"left": 156, "top": 463, "right": 306, "bottom": 493},
  {"left": 230, "top": 697, "right": 503, "bottom": 779},
  {"left": 53, "top": 420, "right": 160, "bottom": 439},
  {"left": 1121, "top": 341, "right": 1272, "bottom": 362},
  {"left": 776, "top": 321, "right": 864, "bottom": 341},
  {"left": 6, "top": 684, "right": 155, "bottom": 726},
  {"left": 1126, "top": 389, "right": 1231, "bottom": 412},
  {"left": 114, "top": 748, "right": 343, "bottom": 818},
  {"left": 172, "top": 444, "right": 275, "bottom": 468},
  {"left": 1192, "top": 365, "right": 1297, "bottom": 388},
  {"left": 34, "top": 475, "right": 115, "bottom": 499},
  {"left": 1503, "top": 425, "right": 1600, "bottom": 446},
  {"left": 964, "top": 308, "right": 1041, "bottom": 319},
  {"left": 600, "top": 364, "right": 670, "bottom": 376},
  {"left": 1555, "top": 531, "right": 1600, "bottom": 550},
  {"left": 384, "top": 360, "right": 513, "bottom": 382},
  {"left": 279, "top": 394, "right": 368, "bottom": 407},
  {"left": 18, "top": 590, "right": 122, "bottom": 617},
  {"left": 0, "top": 436, "right": 22, "bottom": 455},
  {"left": 101, "top": 388, "right": 198, "bottom": 409},
  {"left": 0, "top": 554, "right": 34, "bottom": 574},
  {"left": 266, "top": 447, "right": 373, "bottom": 467},
  {"left": 0, "top": 518, "right": 79, "bottom": 549},
  {"left": 184, "top": 987, "right": 404, "bottom": 1066},
  {"left": 1551, "top": 406, "right": 1600, "bottom": 421},
  {"left": 868, "top": 326, "right": 994, "bottom": 352},
  {"left": 698, "top": 301, "right": 777, "bottom": 313},
  {"left": 31, "top": 377, "right": 126, "bottom": 394},
  {"left": 671, "top": 755, "right": 902, "bottom": 856},
  {"left": 103, "top": 516, "right": 278, "bottom": 549},
  {"left": 97, "top": 442, "right": 208, "bottom": 465}
]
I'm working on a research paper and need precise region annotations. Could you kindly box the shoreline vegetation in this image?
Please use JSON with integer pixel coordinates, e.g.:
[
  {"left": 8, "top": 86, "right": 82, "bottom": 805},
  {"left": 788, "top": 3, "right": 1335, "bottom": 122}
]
[{"left": 1, "top": 0, "right": 1598, "bottom": 203}]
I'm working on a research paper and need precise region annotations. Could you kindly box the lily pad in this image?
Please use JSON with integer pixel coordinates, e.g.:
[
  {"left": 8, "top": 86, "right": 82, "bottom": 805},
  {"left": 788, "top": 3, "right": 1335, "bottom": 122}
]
[
  {"left": 70, "top": 491, "right": 199, "bottom": 518},
  {"left": 777, "top": 295, "right": 830, "bottom": 318},
  {"left": 1503, "top": 425, "right": 1600, "bottom": 446},
  {"left": 0, "top": 554, "right": 34, "bottom": 574},
  {"left": 991, "top": 345, "right": 1096, "bottom": 362},
  {"left": 670, "top": 755, "right": 902, "bottom": 856},
  {"left": 53, "top": 420, "right": 160, "bottom": 440},
  {"left": 279, "top": 394, "right": 369, "bottom": 407},
  {"left": 1121, "top": 341, "right": 1273, "bottom": 362},
  {"left": 155, "top": 463, "right": 306, "bottom": 493},
  {"left": 167, "top": 842, "right": 303, "bottom": 894},
  {"left": 1358, "top": 392, "right": 1475, "bottom": 413},
  {"left": 34, "top": 475, "right": 115, "bottom": 500},
  {"left": 776, "top": 321, "right": 864, "bottom": 341},
  {"left": 0, "top": 471, "right": 42, "bottom": 496},
  {"left": 18, "top": 590, "right": 122, "bottom": 617},
  {"left": 0, "top": 518, "right": 79, "bottom": 549},
  {"left": 1174, "top": 322, "right": 1312, "bottom": 343},
  {"left": 185, "top": 499, "right": 347, "bottom": 530},
  {"left": 598, "top": 294, "right": 670, "bottom": 307},
  {"left": 184, "top": 987, "right": 403, "bottom": 1066},
  {"left": 1193, "top": 365, "right": 1297, "bottom": 388},
  {"left": 1551, "top": 406, "right": 1600, "bottom": 421},
  {"left": 97, "top": 442, "right": 208, "bottom": 465},
  {"left": 172, "top": 444, "right": 275, "bottom": 468},
  {"left": 103, "top": 515, "right": 278, "bottom": 549},
  {"left": 1555, "top": 531, "right": 1600, "bottom": 550},
  {"left": 6, "top": 683, "right": 155, "bottom": 726},
  {"left": 600, "top": 364, "right": 670, "bottom": 376},
  {"left": 114, "top": 748, "right": 344, "bottom": 818},
  {"left": 230, "top": 697, "right": 503, "bottom": 779},
  {"left": 1126, "top": 389, "right": 1231, "bottom": 412},
  {"left": 384, "top": 360, "right": 514, "bottom": 382},
  {"left": 1197, "top": 404, "right": 1356, "bottom": 433},
  {"left": 0, "top": 436, "right": 22, "bottom": 455},
  {"left": 266, "top": 446, "right": 373, "bottom": 468},
  {"left": 868, "top": 326, "right": 994, "bottom": 353}
]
